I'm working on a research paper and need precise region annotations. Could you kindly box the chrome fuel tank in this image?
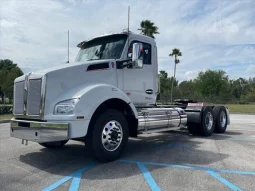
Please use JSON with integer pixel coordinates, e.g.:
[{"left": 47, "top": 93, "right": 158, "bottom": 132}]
[{"left": 137, "top": 107, "right": 187, "bottom": 132}]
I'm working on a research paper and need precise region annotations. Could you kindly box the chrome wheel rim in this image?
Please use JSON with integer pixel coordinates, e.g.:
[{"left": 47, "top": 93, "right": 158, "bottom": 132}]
[
  {"left": 220, "top": 111, "right": 227, "bottom": 127},
  {"left": 101, "top": 120, "right": 123, "bottom": 152},
  {"left": 205, "top": 112, "right": 213, "bottom": 130}
]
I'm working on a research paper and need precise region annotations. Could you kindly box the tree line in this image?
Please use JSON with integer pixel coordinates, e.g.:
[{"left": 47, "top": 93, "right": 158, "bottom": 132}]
[
  {"left": 0, "top": 59, "right": 23, "bottom": 104},
  {"left": 158, "top": 69, "right": 255, "bottom": 104}
]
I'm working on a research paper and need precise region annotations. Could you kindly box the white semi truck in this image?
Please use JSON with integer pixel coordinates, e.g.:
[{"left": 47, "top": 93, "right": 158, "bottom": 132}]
[{"left": 10, "top": 31, "right": 230, "bottom": 162}]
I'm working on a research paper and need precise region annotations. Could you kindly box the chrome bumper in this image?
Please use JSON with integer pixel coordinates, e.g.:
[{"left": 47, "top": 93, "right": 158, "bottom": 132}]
[{"left": 10, "top": 119, "right": 69, "bottom": 143}]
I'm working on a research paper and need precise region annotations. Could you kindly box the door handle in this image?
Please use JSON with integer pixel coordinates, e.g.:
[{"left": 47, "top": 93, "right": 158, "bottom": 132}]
[{"left": 145, "top": 89, "right": 153, "bottom": 94}]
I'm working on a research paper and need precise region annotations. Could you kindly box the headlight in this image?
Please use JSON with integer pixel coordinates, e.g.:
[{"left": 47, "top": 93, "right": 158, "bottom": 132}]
[{"left": 54, "top": 98, "right": 79, "bottom": 115}]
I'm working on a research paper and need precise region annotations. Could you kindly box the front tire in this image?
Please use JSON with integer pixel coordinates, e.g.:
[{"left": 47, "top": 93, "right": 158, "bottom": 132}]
[
  {"left": 86, "top": 109, "right": 129, "bottom": 162},
  {"left": 39, "top": 140, "right": 68, "bottom": 148}
]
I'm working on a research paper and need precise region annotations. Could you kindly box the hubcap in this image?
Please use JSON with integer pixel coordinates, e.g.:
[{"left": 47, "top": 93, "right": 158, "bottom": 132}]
[
  {"left": 205, "top": 112, "right": 213, "bottom": 130},
  {"left": 220, "top": 111, "right": 227, "bottom": 127},
  {"left": 101, "top": 120, "right": 123, "bottom": 151}
]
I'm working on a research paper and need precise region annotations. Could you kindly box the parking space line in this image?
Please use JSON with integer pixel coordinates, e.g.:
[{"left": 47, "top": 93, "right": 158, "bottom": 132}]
[
  {"left": 42, "top": 162, "right": 96, "bottom": 191},
  {"left": 69, "top": 173, "right": 82, "bottom": 191},
  {"left": 42, "top": 175, "right": 72, "bottom": 191},
  {"left": 68, "top": 163, "right": 95, "bottom": 191},
  {"left": 118, "top": 159, "right": 255, "bottom": 175},
  {"left": 207, "top": 170, "right": 243, "bottom": 191},
  {"left": 41, "top": 159, "right": 255, "bottom": 191},
  {"left": 137, "top": 162, "right": 161, "bottom": 191}
]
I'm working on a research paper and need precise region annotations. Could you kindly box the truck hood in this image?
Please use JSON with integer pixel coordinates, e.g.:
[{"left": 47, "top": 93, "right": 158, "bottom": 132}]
[
  {"left": 14, "top": 59, "right": 115, "bottom": 82},
  {"left": 14, "top": 59, "right": 119, "bottom": 120}
]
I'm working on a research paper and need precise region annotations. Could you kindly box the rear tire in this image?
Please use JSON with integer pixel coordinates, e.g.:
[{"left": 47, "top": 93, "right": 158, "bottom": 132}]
[
  {"left": 85, "top": 109, "right": 129, "bottom": 162},
  {"left": 39, "top": 140, "right": 68, "bottom": 148},
  {"left": 199, "top": 106, "right": 215, "bottom": 136},
  {"left": 213, "top": 106, "right": 228, "bottom": 133}
]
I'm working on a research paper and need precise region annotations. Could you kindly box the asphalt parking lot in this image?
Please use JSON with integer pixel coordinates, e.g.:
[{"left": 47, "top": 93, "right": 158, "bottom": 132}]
[{"left": 0, "top": 114, "right": 255, "bottom": 191}]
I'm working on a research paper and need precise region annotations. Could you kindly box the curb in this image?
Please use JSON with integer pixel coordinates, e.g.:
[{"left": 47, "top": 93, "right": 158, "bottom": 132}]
[{"left": 0, "top": 120, "right": 11, "bottom": 124}]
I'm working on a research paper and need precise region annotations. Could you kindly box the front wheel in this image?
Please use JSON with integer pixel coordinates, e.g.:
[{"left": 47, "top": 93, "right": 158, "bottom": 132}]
[
  {"left": 39, "top": 140, "right": 68, "bottom": 148},
  {"left": 86, "top": 109, "right": 129, "bottom": 162}
]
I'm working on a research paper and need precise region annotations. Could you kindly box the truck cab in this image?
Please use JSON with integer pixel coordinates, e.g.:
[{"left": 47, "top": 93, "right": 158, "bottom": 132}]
[
  {"left": 10, "top": 31, "right": 230, "bottom": 162},
  {"left": 75, "top": 32, "right": 159, "bottom": 107}
]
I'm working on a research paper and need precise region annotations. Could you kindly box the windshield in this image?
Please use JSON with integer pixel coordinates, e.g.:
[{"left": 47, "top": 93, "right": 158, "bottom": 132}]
[{"left": 75, "top": 34, "right": 127, "bottom": 62}]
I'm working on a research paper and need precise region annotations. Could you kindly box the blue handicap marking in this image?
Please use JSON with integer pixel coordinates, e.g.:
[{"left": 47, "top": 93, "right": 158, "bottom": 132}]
[
  {"left": 42, "top": 162, "right": 96, "bottom": 191},
  {"left": 137, "top": 162, "right": 161, "bottom": 191},
  {"left": 41, "top": 159, "right": 255, "bottom": 191},
  {"left": 207, "top": 170, "right": 243, "bottom": 191},
  {"left": 118, "top": 159, "right": 255, "bottom": 191}
]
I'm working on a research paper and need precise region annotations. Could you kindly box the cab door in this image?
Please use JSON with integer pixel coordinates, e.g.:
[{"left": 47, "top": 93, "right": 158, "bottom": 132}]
[{"left": 122, "top": 40, "right": 156, "bottom": 107}]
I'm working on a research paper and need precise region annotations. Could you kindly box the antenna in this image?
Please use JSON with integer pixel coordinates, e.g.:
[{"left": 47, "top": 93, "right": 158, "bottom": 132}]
[
  {"left": 67, "top": 30, "right": 69, "bottom": 63},
  {"left": 128, "top": 6, "right": 130, "bottom": 32}
]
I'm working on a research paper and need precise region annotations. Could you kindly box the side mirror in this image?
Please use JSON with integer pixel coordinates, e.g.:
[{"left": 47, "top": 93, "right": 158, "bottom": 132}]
[{"left": 132, "top": 43, "right": 143, "bottom": 68}]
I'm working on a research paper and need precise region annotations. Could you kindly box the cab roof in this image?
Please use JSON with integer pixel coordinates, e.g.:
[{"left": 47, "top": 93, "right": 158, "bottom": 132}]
[{"left": 77, "top": 30, "right": 156, "bottom": 48}]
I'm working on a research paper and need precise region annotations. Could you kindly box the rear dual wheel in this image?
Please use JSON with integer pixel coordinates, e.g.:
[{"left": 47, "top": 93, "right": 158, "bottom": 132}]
[
  {"left": 188, "top": 106, "right": 228, "bottom": 136},
  {"left": 200, "top": 107, "right": 215, "bottom": 136},
  {"left": 213, "top": 106, "right": 228, "bottom": 133},
  {"left": 188, "top": 106, "right": 215, "bottom": 136}
]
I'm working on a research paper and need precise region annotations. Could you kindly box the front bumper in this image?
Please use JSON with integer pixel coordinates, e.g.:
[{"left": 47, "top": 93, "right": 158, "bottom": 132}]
[{"left": 10, "top": 119, "right": 69, "bottom": 143}]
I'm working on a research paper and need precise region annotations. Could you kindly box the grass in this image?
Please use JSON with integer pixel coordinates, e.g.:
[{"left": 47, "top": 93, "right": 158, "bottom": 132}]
[
  {"left": 221, "top": 104, "right": 255, "bottom": 114},
  {"left": 0, "top": 114, "right": 13, "bottom": 120}
]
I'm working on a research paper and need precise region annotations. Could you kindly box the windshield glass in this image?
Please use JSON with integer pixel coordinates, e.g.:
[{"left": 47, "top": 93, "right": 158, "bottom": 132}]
[{"left": 75, "top": 34, "right": 127, "bottom": 62}]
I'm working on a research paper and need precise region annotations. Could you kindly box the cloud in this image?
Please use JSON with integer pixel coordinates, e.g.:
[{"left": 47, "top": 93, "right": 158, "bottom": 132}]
[
  {"left": 0, "top": 0, "right": 255, "bottom": 83},
  {"left": 184, "top": 71, "right": 199, "bottom": 80}
]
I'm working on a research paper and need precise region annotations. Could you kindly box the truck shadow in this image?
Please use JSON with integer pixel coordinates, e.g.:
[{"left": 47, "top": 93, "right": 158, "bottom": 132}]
[
  {"left": 176, "top": 128, "right": 243, "bottom": 139},
  {"left": 18, "top": 129, "right": 234, "bottom": 182}
]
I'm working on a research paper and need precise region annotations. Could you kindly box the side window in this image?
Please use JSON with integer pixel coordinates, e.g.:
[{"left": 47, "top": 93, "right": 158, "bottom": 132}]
[{"left": 128, "top": 41, "right": 151, "bottom": 64}]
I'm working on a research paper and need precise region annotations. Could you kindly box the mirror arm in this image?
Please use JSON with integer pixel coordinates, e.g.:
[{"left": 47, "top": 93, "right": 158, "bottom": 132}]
[{"left": 121, "top": 59, "right": 133, "bottom": 68}]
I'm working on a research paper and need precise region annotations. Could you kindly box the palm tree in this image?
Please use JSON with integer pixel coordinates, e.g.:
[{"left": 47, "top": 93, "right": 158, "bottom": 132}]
[
  {"left": 138, "top": 20, "right": 159, "bottom": 39},
  {"left": 169, "top": 48, "right": 182, "bottom": 103}
]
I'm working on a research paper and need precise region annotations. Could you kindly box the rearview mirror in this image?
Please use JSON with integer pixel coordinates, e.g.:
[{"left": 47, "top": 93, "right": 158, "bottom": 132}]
[{"left": 132, "top": 43, "right": 143, "bottom": 68}]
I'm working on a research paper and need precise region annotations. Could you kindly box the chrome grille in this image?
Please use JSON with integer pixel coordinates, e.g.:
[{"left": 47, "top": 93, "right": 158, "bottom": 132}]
[
  {"left": 14, "top": 81, "right": 25, "bottom": 114},
  {"left": 27, "top": 79, "right": 42, "bottom": 115},
  {"left": 13, "top": 77, "right": 43, "bottom": 118}
]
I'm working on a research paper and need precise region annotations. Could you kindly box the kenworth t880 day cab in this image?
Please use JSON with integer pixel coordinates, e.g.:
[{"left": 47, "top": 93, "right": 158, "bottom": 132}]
[{"left": 10, "top": 31, "right": 230, "bottom": 162}]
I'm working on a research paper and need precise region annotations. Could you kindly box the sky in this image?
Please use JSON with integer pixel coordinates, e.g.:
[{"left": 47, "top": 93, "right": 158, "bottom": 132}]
[{"left": 0, "top": 0, "right": 255, "bottom": 82}]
